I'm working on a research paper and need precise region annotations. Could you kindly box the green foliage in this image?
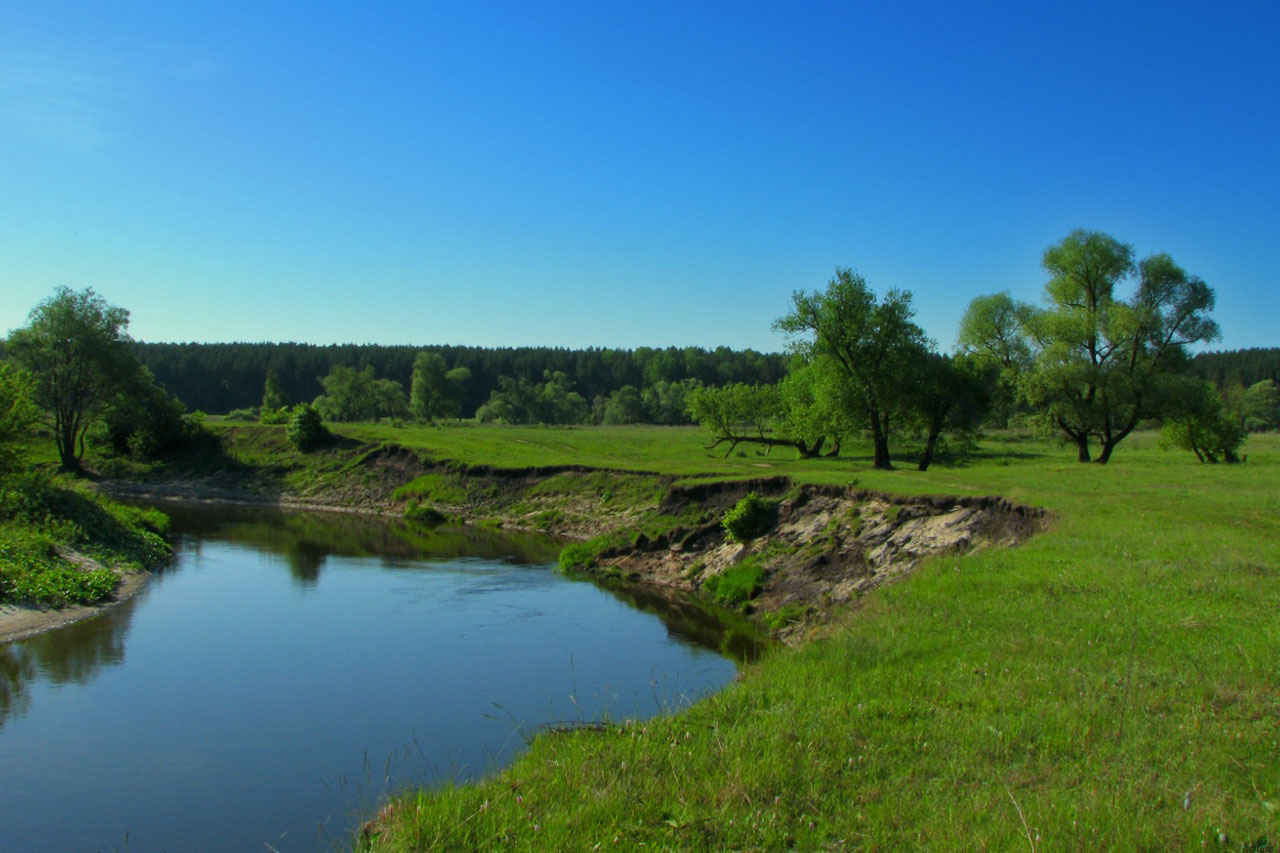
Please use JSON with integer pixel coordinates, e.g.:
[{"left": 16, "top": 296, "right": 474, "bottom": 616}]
[
  {"left": 89, "top": 363, "right": 205, "bottom": 460},
  {"left": 909, "top": 352, "right": 990, "bottom": 470},
  {"left": 409, "top": 352, "right": 470, "bottom": 421},
  {"left": 602, "top": 384, "right": 645, "bottom": 424},
  {"left": 1019, "top": 229, "right": 1219, "bottom": 463},
  {"left": 685, "top": 382, "right": 791, "bottom": 455},
  {"left": 315, "top": 365, "right": 408, "bottom": 422},
  {"left": 258, "top": 406, "right": 290, "bottom": 425},
  {"left": 5, "top": 286, "right": 139, "bottom": 472},
  {"left": 762, "top": 602, "right": 811, "bottom": 630},
  {"left": 129, "top": 341, "right": 787, "bottom": 419},
  {"left": 262, "top": 370, "right": 289, "bottom": 411},
  {"left": 1160, "top": 381, "right": 1246, "bottom": 463},
  {"left": 773, "top": 268, "right": 931, "bottom": 469},
  {"left": 956, "top": 291, "right": 1035, "bottom": 427},
  {"left": 227, "top": 407, "right": 259, "bottom": 421},
  {"left": 0, "top": 361, "right": 40, "bottom": 475},
  {"left": 557, "top": 535, "right": 621, "bottom": 572},
  {"left": 1231, "top": 380, "right": 1280, "bottom": 432},
  {"left": 0, "top": 475, "right": 170, "bottom": 607},
  {"left": 403, "top": 501, "right": 448, "bottom": 526},
  {"left": 702, "top": 556, "right": 765, "bottom": 606},
  {"left": 477, "top": 371, "right": 590, "bottom": 425},
  {"left": 722, "top": 492, "right": 778, "bottom": 542},
  {"left": 287, "top": 403, "right": 331, "bottom": 451}
]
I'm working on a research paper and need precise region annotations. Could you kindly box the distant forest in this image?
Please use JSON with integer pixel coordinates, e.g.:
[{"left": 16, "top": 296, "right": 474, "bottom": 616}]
[
  {"left": 134, "top": 342, "right": 789, "bottom": 417},
  {"left": 1190, "top": 347, "right": 1280, "bottom": 388},
  {"left": 132, "top": 342, "right": 1278, "bottom": 419}
]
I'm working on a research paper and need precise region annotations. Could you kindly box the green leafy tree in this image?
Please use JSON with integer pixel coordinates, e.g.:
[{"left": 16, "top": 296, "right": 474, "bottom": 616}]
[
  {"left": 957, "top": 291, "right": 1034, "bottom": 426},
  {"left": 773, "top": 268, "right": 930, "bottom": 469},
  {"left": 1160, "top": 381, "right": 1244, "bottom": 463},
  {"left": 374, "top": 377, "right": 409, "bottom": 421},
  {"left": 1232, "top": 379, "right": 1279, "bottom": 432},
  {"left": 261, "top": 370, "right": 288, "bottom": 413},
  {"left": 90, "top": 364, "right": 199, "bottom": 459},
  {"left": 909, "top": 353, "right": 990, "bottom": 471},
  {"left": 684, "top": 382, "right": 822, "bottom": 457},
  {"left": 641, "top": 378, "right": 702, "bottom": 425},
  {"left": 776, "top": 355, "right": 854, "bottom": 458},
  {"left": 410, "top": 352, "right": 448, "bottom": 421},
  {"left": 603, "top": 385, "right": 646, "bottom": 424},
  {"left": 314, "top": 365, "right": 404, "bottom": 421},
  {"left": 1020, "top": 230, "right": 1219, "bottom": 463},
  {"left": 0, "top": 362, "right": 41, "bottom": 476},
  {"left": 409, "top": 352, "right": 470, "bottom": 421},
  {"left": 5, "top": 287, "right": 137, "bottom": 472},
  {"left": 287, "top": 403, "right": 331, "bottom": 451}
]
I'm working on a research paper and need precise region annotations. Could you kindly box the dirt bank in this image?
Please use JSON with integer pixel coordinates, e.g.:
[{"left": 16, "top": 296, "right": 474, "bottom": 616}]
[
  {"left": 98, "top": 445, "right": 1049, "bottom": 641},
  {"left": 585, "top": 480, "right": 1050, "bottom": 642}
]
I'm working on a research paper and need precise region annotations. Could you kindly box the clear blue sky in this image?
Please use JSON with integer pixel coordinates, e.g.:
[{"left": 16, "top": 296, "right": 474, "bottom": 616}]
[{"left": 2, "top": 1, "right": 1277, "bottom": 352}]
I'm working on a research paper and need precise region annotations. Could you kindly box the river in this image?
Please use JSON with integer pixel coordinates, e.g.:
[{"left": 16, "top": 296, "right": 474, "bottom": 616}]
[{"left": 0, "top": 502, "right": 758, "bottom": 851}]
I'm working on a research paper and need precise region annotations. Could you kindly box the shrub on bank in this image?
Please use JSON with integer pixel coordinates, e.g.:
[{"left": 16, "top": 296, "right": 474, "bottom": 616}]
[
  {"left": 287, "top": 403, "right": 331, "bottom": 451},
  {"left": 722, "top": 492, "right": 778, "bottom": 542}
]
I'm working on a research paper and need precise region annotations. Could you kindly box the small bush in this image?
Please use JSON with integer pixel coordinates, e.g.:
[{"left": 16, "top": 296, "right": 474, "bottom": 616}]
[
  {"left": 287, "top": 403, "right": 331, "bottom": 451},
  {"left": 722, "top": 492, "right": 778, "bottom": 542},
  {"left": 258, "top": 406, "right": 290, "bottom": 425},
  {"left": 404, "top": 502, "right": 448, "bottom": 526},
  {"left": 226, "top": 407, "right": 258, "bottom": 421}
]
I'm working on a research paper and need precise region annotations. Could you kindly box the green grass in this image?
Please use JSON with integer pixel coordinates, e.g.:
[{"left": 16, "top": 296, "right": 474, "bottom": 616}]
[
  {"left": 0, "top": 472, "right": 171, "bottom": 607},
  {"left": 703, "top": 556, "right": 766, "bottom": 606},
  {"left": 353, "top": 428, "right": 1280, "bottom": 851}
]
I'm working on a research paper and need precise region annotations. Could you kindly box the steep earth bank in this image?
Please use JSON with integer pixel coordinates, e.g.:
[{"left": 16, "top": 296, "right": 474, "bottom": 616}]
[{"left": 101, "top": 440, "right": 1048, "bottom": 638}]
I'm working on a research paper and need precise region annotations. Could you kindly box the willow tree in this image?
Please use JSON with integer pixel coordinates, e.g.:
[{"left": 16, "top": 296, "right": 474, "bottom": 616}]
[
  {"left": 773, "top": 268, "right": 929, "bottom": 469},
  {"left": 1020, "top": 230, "right": 1219, "bottom": 463}
]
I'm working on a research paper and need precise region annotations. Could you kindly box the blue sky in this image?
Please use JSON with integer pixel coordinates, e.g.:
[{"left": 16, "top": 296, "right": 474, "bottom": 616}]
[{"left": 2, "top": 1, "right": 1276, "bottom": 352}]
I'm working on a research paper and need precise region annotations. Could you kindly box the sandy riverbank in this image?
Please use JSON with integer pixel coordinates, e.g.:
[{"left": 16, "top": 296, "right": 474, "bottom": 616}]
[{"left": 0, "top": 567, "right": 152, "bottom": 645}]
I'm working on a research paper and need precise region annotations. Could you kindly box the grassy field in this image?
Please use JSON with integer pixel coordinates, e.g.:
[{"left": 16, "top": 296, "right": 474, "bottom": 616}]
[{"left": 337, "top": 425, "right": 1280, "bottom": 851}]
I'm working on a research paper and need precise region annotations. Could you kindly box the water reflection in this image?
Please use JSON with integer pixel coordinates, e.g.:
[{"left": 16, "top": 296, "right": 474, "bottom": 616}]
[
  {"left": 0, "top": 595, "right": 139, "bottom": 727},
  {"left": 154, "top": 501, "right": 564, "bottom": 587},
  {"left": 599, "top": 582, "right": 766, "bottom": 662}
]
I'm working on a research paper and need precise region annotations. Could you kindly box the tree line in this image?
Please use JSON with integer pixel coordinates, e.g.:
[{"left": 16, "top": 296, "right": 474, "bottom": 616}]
[
  {"left": 686, "top": 229, "right": 1259, "bottom": 468},
  {"left": 130, "top": 341, "right": 787, "bottom": 421},
  {"left": 2, "top": 229, "right": 1271, "bottom": 472}
]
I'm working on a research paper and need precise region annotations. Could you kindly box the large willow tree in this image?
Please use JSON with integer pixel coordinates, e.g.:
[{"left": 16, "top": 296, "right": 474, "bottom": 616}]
[{"left": 1019, "top": 230, "right": 1219, "bottom": 463}]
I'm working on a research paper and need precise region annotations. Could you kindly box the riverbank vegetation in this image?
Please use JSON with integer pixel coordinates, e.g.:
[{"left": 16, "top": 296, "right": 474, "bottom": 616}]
[{"left": 0, "top": 469, "right": 170, "bottom": 608}]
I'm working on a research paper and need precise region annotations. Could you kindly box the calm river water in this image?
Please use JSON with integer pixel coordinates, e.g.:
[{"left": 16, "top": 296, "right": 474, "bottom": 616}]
[{"left": 0, "top": 502, "right": 757, "bottom": 851}]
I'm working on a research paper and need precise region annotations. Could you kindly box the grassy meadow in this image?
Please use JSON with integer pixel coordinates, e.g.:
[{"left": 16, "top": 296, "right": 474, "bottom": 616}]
[{"left": 328, "top": 424, "right": 1280, "bottom": 851}]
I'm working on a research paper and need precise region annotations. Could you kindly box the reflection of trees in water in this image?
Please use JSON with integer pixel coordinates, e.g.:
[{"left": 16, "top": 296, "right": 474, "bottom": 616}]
[
  {"left": 0, "top": 645, "right": 35, "bottom": 724},
  {"left": 0, "top": 598, "right": 137, "bottom": 728},
  {"left": 154, "top": 501, "right": 562, "bottom": 587},
  {"left": 286, "top": 540, "right": 326, "bottom": 585}
]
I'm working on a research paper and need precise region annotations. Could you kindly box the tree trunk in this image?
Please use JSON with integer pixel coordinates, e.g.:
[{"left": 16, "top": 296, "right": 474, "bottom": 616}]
[
  {"left": 870, "top": 414, "right": 893, "bottom": 470},
  {"left": 798, "top": 436, "right": 825, "bottom": 459},
  {"left": 1075, "top": 434, "right": 1091, "bottom": 462},
  {"left": 824, "top": 438, "right": 841, "bottom": 458},
  {"left": 918, "top": 427, "right": 941, "bottom": 471}
]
